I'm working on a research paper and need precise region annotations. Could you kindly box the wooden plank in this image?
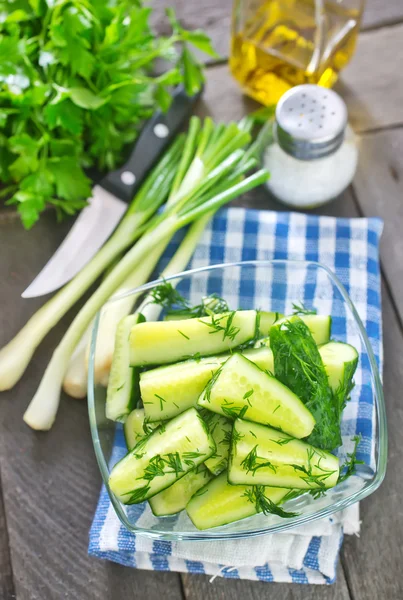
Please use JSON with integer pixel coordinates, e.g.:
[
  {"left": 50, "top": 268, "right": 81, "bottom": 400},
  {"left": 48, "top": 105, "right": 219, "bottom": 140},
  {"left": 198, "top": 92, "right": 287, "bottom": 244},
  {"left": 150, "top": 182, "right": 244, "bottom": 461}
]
[
  {"left": 351, "top": 128, "right": 403, "bottom": 321},
  {"left": 341, "top": 282, "right": 403, "bottom": 600},
  {"left": 362, "top": 0, "right": 403, "bottom": 30},
  {"left": 182, "top": 565, "right": 350, "bottom": 600},
  {"left": 0, "top": 212, "right": 184, "bottom": 599},
  {"left": 0, "top": 475, "right": 15, "bottom": 600},
  {"left": 336, "top": 24, "right": 403, "bottom": 133},
  {"left": 151, "top": 0, "right": 403, "bottom": 64}
]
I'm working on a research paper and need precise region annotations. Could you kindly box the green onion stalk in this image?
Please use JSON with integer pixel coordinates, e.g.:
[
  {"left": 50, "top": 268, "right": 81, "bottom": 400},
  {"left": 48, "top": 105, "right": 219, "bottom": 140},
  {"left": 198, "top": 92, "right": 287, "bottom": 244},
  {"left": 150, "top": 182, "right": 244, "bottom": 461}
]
[
  {"left": 0, "top": 139, "right": 184, "bottom": 391},
  {"left": 24, "top": 153, "right": 268, "bottom": 430},
  {"left": 84, "top": 116, "right": 247, "bottom": 387}
]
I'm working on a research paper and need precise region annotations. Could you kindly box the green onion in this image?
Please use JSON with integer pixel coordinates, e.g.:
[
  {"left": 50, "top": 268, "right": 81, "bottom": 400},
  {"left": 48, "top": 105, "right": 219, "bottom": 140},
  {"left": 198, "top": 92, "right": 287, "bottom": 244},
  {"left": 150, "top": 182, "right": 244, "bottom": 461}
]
[
  {"left": 1, "top": 116, "right": 269, "bottom": 429},
  {"left": 0, "top": 138, "right": 184, "bottom": 391}
]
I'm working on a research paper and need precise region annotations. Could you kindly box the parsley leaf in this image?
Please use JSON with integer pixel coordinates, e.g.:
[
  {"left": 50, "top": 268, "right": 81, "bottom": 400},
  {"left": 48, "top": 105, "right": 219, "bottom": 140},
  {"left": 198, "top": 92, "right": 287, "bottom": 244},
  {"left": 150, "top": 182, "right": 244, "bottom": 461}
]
[{"left": 0, "top": 1, "right": 214, "bottom": 228}]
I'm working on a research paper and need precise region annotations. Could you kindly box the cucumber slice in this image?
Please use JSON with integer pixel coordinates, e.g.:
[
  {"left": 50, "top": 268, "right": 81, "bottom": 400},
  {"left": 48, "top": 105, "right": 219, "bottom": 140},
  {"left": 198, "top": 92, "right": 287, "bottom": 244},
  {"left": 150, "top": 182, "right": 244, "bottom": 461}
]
[
  {"left": 274, "top": 314, "right": 331, "bottom": 345},
  {"left": 200, "top": 410, "right": 232, "bottom": 475},
  {"left": 319, "top": 341, "right": 358, "bottom": 414},
  {"left": 140, "top": 346, "right": 274, "bottom": 422},
  {"left": 186, "top": 472, "right": 291, "bottom": 530},
  {"left": 130, "top": 310, "right": 258, "bottom": 366},
  {"left": 106, "top": 313, "right": 145, "bottom": 422},
  {"left": 123, "top": 409, "right": 161, "bottom": 450},
  {"left": 258, "top": 311, "right": 283, "bottom": 336},
  {"left": 198, "top": 353, "right": 315, "bottom": 439},
  {"left": 149, "top": 465, "right": 211, "bottom": 516},
  {"left": 300, "top": 314, "right": 331, "bottom": 345},
  {"left": 228, "top": 419, "right": 339, "bottom": 490},
  {"left": 109, "top": 408, "right": 216, "bottom": 504}
]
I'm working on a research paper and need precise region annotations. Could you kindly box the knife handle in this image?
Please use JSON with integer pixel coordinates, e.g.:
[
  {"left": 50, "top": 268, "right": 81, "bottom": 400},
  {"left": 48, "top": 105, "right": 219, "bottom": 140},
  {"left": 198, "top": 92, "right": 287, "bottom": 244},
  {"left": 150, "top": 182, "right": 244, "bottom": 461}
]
[{"left": 100, "top": 86, "right": 201, "bottom": 203}]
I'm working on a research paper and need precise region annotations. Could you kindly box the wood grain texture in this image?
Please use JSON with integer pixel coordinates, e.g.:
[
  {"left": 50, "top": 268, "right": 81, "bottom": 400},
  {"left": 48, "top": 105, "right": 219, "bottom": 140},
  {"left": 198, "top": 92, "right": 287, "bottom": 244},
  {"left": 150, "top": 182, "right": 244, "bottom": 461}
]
[
  {"left": 0, "top": 213, "right": 184, "bottom": 600},
  {"left": 341, "top": 282, "right": 403, "bottom": 600},
  {"left": 182, "top": 565, "right": 351, "bottom": 600},
  {"left": 151, "top": 0, "right": 403, "bottom": 64},
  {"left": 0, "top": 472, "right": 15, "bottom": 600},
  {"left": 336, "top": 24, "right": 403, "bottom": 133},
  {"left": 352, "top": 129, "right": 403, "bottom": 321}
]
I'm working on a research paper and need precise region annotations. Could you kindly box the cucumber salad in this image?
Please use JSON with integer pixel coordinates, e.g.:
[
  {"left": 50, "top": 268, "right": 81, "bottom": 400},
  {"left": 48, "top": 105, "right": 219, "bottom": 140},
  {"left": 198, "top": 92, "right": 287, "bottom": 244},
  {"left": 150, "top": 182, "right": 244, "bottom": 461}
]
[{"left": 106, "top": 288, "right": 360, "bottom": 530}]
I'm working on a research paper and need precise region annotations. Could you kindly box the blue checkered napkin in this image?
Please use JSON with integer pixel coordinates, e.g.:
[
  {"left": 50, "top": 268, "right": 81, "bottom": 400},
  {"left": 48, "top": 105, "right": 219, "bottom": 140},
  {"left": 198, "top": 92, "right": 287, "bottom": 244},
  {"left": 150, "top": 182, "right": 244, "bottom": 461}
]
[{"left": 89, "top": 207, "right": 383, "bottom": 584}]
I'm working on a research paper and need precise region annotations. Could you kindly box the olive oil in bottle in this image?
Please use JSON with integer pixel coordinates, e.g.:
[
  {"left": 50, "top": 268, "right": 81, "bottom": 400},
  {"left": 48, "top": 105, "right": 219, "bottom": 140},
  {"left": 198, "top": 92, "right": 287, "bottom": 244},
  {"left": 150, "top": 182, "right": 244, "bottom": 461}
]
[{"left": 230, "top": 0, "right": 365, "bottom": 105}]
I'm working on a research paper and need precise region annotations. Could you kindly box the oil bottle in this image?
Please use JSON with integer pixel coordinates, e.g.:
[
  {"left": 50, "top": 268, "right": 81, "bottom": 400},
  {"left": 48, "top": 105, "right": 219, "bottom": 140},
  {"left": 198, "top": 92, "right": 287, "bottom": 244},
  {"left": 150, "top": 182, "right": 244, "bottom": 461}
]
[{"left": 230, "top": 0, "right": 365, "bottom": 105}]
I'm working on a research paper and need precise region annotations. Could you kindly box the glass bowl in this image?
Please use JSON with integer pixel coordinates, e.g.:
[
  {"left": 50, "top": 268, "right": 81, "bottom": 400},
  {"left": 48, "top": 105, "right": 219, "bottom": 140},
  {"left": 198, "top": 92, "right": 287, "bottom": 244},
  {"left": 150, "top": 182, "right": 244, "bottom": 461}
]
[{"left": 88, "top": 259, "right": 386, "bottom": 541}]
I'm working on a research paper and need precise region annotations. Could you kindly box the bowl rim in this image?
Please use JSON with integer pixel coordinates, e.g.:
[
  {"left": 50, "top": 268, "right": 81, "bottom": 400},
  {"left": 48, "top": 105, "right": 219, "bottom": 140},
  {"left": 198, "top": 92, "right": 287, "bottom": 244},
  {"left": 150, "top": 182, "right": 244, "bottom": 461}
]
[{"left": 88, "top": 258, "right": 387, "bottom": 541}]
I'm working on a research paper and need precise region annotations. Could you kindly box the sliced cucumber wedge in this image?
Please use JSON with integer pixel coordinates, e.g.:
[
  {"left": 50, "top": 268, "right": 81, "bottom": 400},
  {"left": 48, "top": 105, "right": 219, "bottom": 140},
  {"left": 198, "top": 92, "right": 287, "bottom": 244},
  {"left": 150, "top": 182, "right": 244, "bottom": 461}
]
[
  {"left": 319, "top": 341, "right": 358, "bottom": 414},
  {"left": 200, "top": 410, "right": 232, "bottom": 475},
  {"left": 228, "top": 419, "right": 339, "bottom": 490},
  {"left": 109, "top": 408, "right": 215, "bottom": 504},
  {"left": 140, "top": 346, "right": 273, "bottom": 422},
  {"left": 273, "top": 314, "right": 331, "bottom": 345},
  {"left": 124, "top": 409, "right": 161, "bottom": 451},
  {"left": 149, "top": 465, "right": 211, "bottom": 516},
  {"left": 106, "top": 313, "right": 145, "bottom": 422},
  {"left": 186, "top": 472, "right": 291, "bottom": 530},
  {"left": 129, "top": 310, "right": 258, "bottom": 366},
  {"left": 198, "top": 353, "right": 315, "bottom": 439},
  {"left": 258, "top": 311, "right": 282, "bottom": 336}
]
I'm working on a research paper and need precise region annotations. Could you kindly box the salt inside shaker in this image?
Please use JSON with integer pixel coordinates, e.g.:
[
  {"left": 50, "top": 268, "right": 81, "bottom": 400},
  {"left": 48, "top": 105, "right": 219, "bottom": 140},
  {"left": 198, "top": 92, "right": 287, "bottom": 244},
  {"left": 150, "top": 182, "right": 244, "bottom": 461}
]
[{"left": 263, "top": 85, "right": 358, "bottom": 208}]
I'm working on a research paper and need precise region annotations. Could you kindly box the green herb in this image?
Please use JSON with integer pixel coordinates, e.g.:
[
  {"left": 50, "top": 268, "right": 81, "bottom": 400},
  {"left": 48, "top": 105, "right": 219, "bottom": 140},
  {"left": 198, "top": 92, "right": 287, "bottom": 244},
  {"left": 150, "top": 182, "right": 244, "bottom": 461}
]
[
  {"left": 154, "top": 394, "right": 166, "bottom": 412},
  {"left": 124, "top": 484, "right": 151, "bottom": 504},
  {"left": 338, "top": 435, "right": 364, "bottom": 484},
  {"left": 270, "top": 437, "right": 292, "bottom": 446},
  {"left": 243, "top": 389, "right": 254, "bottom": 406},
  {"left": 243, "top": 486, "right": 298, "bottom": 518},
  {"left": 203, "top": 364, "right": 224, "bottom": 403},
  {"left": 140, "top": 455, "right": 167, "bottom": 481},
  {"left": 177, "top": 330, "right": 190, "bottom": 340},
  {"left": 221, "top": 400, "right": 248, "bottom": 420},
  {"left": 148, "top": 281, "right": 189, "bottom": 311},
  {"left": 288, "top": 448, "right": 337, "bottom": 489},
  {"left": 200, "top": 311, "right": 240, "bottom": 342},
  {"left": 0, "top": 2, "right": 216, "bottom": 228},
  {"left": 292, "top": 303, "right": 317, "bottom": 316},
  {"left": 272, "top": 404, "right": 281, "bottom": 414},
  {"left": 270, "top": 317, "right": 341, "bottom": 451},
  {"left": 240, "top": 445, "right": 277, "bottom": 476}
]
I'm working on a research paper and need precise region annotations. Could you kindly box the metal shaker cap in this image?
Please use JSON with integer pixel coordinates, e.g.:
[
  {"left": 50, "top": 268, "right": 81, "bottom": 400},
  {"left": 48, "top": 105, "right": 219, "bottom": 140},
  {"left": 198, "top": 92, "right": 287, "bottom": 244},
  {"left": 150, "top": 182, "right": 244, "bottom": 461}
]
[{"left": 274, "top": 85, "right": 348, "bottom": 160}]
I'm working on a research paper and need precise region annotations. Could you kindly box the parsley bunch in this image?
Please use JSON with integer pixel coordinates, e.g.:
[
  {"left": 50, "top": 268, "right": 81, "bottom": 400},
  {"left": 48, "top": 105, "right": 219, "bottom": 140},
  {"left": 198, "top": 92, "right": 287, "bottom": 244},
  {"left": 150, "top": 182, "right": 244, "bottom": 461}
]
[{"left": 0, "top": 0, "right": 217, "bottom": 228}]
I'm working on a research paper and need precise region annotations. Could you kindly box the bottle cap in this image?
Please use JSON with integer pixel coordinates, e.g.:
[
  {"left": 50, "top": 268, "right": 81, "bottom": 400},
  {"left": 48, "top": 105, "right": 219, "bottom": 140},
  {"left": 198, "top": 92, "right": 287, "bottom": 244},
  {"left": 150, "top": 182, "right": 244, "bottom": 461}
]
[{"left": 274, "top": 85, "right": 348, "bottom": 160}]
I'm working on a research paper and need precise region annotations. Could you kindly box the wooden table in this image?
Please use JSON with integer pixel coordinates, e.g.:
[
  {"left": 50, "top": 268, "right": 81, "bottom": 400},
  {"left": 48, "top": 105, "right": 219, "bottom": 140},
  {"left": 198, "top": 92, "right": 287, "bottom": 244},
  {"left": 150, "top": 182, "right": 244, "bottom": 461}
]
[{"left": 1, "top": 1, "right": 403, "bottom": 598}]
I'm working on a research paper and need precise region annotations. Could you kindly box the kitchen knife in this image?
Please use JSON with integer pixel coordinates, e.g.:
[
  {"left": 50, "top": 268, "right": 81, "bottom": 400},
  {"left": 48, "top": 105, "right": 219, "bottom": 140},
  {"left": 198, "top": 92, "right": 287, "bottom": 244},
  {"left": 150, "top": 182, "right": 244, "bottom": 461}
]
[{"left": 22, "top": 86, "right": 200, "bottom": 298}]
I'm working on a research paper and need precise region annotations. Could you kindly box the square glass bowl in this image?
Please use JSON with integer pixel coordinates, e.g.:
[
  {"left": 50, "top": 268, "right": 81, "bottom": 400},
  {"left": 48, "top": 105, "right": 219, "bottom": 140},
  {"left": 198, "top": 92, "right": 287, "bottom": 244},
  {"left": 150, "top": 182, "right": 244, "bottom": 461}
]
[{"left": 88, "top": 260, "right": 387, "bottom": 541}]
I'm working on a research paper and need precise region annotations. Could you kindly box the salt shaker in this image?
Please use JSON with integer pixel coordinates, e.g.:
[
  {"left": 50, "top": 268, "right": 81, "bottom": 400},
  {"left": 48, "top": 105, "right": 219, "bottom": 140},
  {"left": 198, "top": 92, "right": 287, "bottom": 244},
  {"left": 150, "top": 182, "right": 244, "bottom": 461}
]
[{"left": 263, "top": 85, "right": 359, "bottom": 209}]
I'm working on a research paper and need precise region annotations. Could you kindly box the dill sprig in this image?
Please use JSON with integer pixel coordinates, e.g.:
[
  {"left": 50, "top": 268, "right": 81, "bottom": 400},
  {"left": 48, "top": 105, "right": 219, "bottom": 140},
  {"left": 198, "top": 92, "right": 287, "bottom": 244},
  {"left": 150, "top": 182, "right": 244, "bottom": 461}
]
[
  {"left": 243, "top": 486, "right": 299, "bottom": 518},
  {"left": 203, "top": 364, "right": 225, "bottom": 403},
  {"left": 243, "top": 389, "right": 254, "bottom": 406},
  {"left": 337, "top": 435, "right": 364, "bottom": 484},
  {"left": 288, "top": 448, "right": 337, "bottom": 489},
  {"left": 270, "top": 436, "right": 293, "bottom": 446},
  {"left": 124, "top": 484, "right": 151, "bottom": 504},
  {"left": 199, "top": 311, "right": 241, "bottom": 342},
  {"left": 292, "top": 302, "right": 317, "bottom": 316},
  {"left": 221, "top": 399, "right": 248, "bottom": 420},
  {"left": 240, "top": 444, "right": 277, "bottom": 475},
  {"left": 154, "top": 394, "right": 166, "bottom": 412},
  {"left": 148, "top": 281, "right": 189, "bottom": 311},
  {"left": 270, "top": 317, "right": 341, "bottom": 451}
]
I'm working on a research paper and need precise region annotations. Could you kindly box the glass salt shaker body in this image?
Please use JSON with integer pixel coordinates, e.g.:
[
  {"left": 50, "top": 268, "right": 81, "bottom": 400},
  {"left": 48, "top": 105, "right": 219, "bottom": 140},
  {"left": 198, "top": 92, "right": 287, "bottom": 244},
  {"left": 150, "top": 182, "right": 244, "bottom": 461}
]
[{"left": 263, "top": 84, "right": 359, "bottom": 208}]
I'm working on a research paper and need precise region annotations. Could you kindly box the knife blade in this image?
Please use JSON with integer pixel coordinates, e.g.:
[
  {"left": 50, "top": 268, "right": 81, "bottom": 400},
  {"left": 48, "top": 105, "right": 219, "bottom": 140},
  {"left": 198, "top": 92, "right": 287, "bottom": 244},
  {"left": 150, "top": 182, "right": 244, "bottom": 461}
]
[{"left": 22, "top": 86, "right": 200, "bottom": 298}]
